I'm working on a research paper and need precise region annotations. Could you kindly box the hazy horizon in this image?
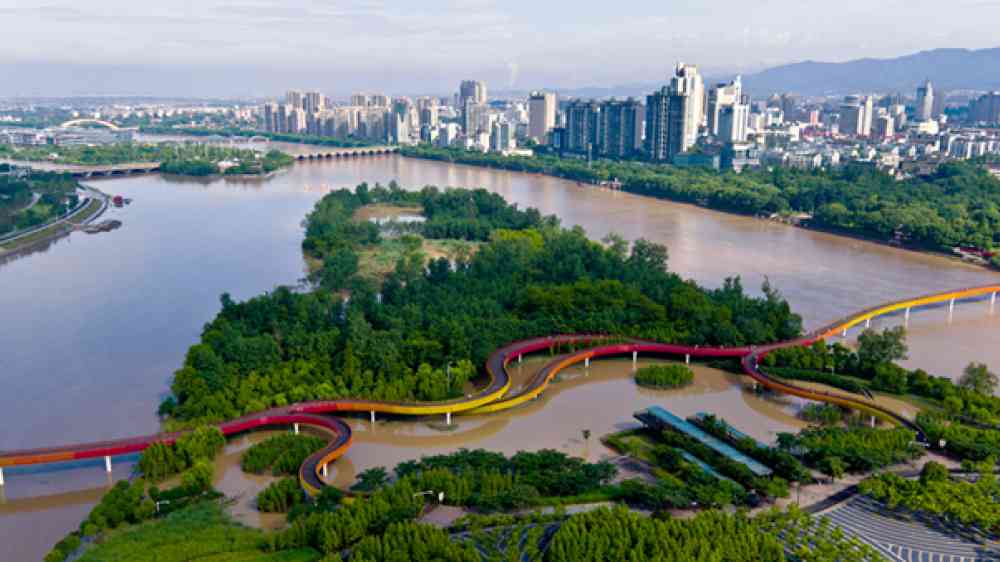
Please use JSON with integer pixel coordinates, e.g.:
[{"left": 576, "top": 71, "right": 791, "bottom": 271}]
[{"left": 2, "top": 0, "right": 999, "bottom": 98}]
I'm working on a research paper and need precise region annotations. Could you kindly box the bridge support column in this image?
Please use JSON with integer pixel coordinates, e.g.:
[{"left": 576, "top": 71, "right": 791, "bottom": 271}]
[
  {"left": 370, "top": 411, "right": 375, "bottom": 424},
  {"left": 949, "top": 298, "right": 955, "bottom": 323},
  {"left": 842, "top": 328, "right": 847, "bottom": 338},
  {"left": 685, "top": 354, "right": 690, "bottom": 365},
  {"left": 865, "top": 318, "right": 871, "bottom": 329},
  {"left": 584, "top": 357, "right": 590, "bottom": 369},
  {"left": 632, "top": 351, "right": 637, "bottom": 368},
  {"left": 870, "top": 416, "right": 875, "bottom": 428},
  {"left": 991, "top": 292, "right": 996, "bottom": 315},
  {"left": 518, "top": 354, "right": 522, "bottom": 364},
  {"left": 105, "top": 456, "right": 112, "bottom": 473},
  {"left": 293, "top": 423, "right": 299, "bottom": 435},
  {"left": 904, "top": 307, "right": 910, "bottom": 326},
  {"left": 0, "top": 467, "right": 4, "bottom": 486},
  {"left": 321, "top": 464, "right": 328, "bottom": 478},
  {"left": 446, "top": 412, "right": 452, "bottom": 425}
]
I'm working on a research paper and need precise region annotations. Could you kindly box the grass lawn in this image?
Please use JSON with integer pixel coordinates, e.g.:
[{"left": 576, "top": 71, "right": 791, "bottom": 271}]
[
  {"left": 77, "top": 501, "right": 320, "bottom": 562},
  {"left": 357, "top": 236, "right": 478, "bottom": 280}
]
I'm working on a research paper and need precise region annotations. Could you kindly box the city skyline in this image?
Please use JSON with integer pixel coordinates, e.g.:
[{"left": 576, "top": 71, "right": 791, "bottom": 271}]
[{"left": 3, "top": 0, "right": 1000, "bottom": 97}]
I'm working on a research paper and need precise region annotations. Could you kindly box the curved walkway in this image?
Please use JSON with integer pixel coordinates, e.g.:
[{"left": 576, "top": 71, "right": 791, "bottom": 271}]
[{"left": 1, "top": 284, "right": 998, "bottom": 495}]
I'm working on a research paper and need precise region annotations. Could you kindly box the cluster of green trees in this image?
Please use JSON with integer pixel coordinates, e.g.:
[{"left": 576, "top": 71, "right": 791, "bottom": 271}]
[
  {"left": 0, "top": 170, "right": 80, "bottom": 235},
  {"left": 463, "top": 517, "right": 548, "bottom": 562},
  {"left": 0, "top": 141, "right": 294, "bottom": 177},
  {"left": 620, "top": 454, "right": 748, "bottom": 509},
  {"left": 693, "top": 414, "right": 810, "bottom": 482},
  {"left": 918, "top": 412, "right": 1000, "bottom": 460},
  {"left": 860, "top": 460, "right": 1000, "bottom": 534},
  {"left": 546, "top": 507, "right": 785, "bottom": 562},
  {"left": 634, "top": 364, "right": 694, "bottom": 389},
  {"left": 302, "top": 183, "right": 549, "bottom": 290},
  {"left": 267, "top": 478, "right": 425, "bottom": 554},
  {"left": 57, "top": 429, "right": 226, "bottom": 559},
  {"left": 393, "top": 448, "right": 616, "bottom": 511},
  {"left": 777, "top": 426, "right": 921, "bottom": 478},
  {"left": 800, "top": 403, "right": 845, "bottom": 426},
  {"left": 767, "top": 328, "right": 1000, "bottom": 425},
  {"left": 44, "top": 480, "right": 153, "bottom": 561},
  {"left": 656, "top": 430, "right": 790, "bottom": 499},
  {"left": 137, "top": 426, "right": 225, "bottom": 482},
  {"left": 403, "top": 145, "right": 1000, "bottom": 254},
  {"left": 754, "top": 506, "right": 885, "bottom": 561},
  {"left": 351, "top": 522, "right": 479, "bottom": 562},
  {"left": 544, "top": 504, "right": 881, "bottom": 562},
  {"left": 257, "top": 478, "right": 306, "bottom": 513},
  {"left": 241, "top": 434, "right": 326, "bottom": 476},
  {"left": 160, "top": 185, "right": 802, "bottom": 425}
]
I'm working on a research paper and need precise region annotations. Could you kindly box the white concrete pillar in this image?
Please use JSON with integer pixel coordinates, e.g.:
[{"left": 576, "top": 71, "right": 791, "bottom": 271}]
[
  {"left": 321, "top": 464, "right": 328, "bottom": 478},
  {"left": 949, "top": 298, "right": 955, "bottom": 323},
  {"left": 842, "top": 328, "right": 847, "bottom": 338},
  {"left": 0, "top": 467, "right": 4, "bottom": 486},
  {"left": 686, "top": 354, "right": 691, "bottom": 365},
  {"left": 105, "top": 456, "right": 112, "bottom": 473},
  {"left": 632, "top": 351, "right": 637, "bottom": 366},
  {"left": 293, "top": 423, "right": 300, "bottom": 435},
  {"left": 370, "top": 411, "right": 375, "bottom": 424},
  {"left": 991, "top": 292, "right": 996, "bottom": 314},
  {"left": 865, "top": 318, "right": 871, "bottom": 329},
  {"left": 584, "top": 357, "right": 590, "bottom": 369},
  {"left": 518, "top": 354, "right": 522, "bottom": 364},
  {"left": 904, "top": 307, "right": 910, "bottom": 324},
  {"left": 870, "top": 416, "right": 875, "bottom": 428},
  {"left": 446, "top": 412, "right": 452, "bottom": 425}
]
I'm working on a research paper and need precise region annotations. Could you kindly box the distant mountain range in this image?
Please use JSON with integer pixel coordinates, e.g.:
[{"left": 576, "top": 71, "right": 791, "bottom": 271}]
[
  {"left": 738, "top": 48, "right": 1000, "bottom": 96},
  {"left": 5, "top": 47, "right": 1000, "bottom": 100},
  {"left": 505, "top": 48, "right": 1000, "bottom": 101}
]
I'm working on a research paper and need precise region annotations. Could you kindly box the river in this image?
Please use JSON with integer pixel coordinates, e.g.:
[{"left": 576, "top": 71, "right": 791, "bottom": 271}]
[{"left": 1, "top": 153, "right": 998, "bottom": 561}]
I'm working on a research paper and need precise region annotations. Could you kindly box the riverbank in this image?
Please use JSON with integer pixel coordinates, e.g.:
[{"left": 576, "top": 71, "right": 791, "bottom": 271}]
[
  {"left": 399, "top": 147, "right": 1000, "bottom": 273},
  {"left": 0, "top": 187, "right": 108, "bottom": 258}
]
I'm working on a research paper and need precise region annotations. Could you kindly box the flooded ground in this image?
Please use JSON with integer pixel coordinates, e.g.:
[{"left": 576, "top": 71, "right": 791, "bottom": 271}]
[{"left": 2, "top": 154, "right": 998, "bottom": 560}]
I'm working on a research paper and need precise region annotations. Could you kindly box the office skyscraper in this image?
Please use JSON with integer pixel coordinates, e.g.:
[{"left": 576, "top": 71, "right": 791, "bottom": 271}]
[
  {"left": 916, "top": 80, "right": 934, "bottom": 121},
  {"left": 645, "top": 63, "right": 704, "bottom": 162},
  {"left": 459, "top": 80, "right": 488, "bottom": 106},
  {"left": 873, "top": 114, "right": 895, "bottom": 139},
  {"left": 707, "top": 76, "right": 741, "bottom": 136},
  {"left": 528, "top": 91, "right": 557, "bottom": 144},
  {"left": 839, "top": 96, "right": 864, "bottom": 137},
  {"left": 459, "top": 80, "right": 488, "bottom": 135},
  {"left": 718, "top": 96, "right": 750, "bottom": 143},
  {"left": 862, "top": 95, "right": 874, "bottom": 137}
]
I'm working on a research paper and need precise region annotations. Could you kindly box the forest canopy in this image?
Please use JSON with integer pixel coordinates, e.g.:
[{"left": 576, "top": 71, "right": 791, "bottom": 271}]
[{"left": 160, "top": 183, "right": 802, "bottom": 424}]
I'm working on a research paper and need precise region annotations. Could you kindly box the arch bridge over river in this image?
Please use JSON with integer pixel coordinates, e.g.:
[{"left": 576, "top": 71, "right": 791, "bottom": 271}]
[{"left": 1, "top": 284, "right": 997, "bottom": 493}]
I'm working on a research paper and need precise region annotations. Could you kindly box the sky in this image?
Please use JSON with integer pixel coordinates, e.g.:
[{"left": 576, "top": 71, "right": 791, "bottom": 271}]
[{"left": 2, "top": 0, "right": 999, "bottom": 97}]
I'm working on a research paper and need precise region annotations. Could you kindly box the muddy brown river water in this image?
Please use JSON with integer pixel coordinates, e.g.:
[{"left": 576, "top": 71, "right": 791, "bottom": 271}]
[{"left": 1, "top": 153, "right": 998, "bottom": 560}]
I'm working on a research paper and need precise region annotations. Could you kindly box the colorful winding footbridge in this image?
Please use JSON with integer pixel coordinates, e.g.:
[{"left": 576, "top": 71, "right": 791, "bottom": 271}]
[{"left": 1, "top": 284, "right": 998, "bottom": 494}]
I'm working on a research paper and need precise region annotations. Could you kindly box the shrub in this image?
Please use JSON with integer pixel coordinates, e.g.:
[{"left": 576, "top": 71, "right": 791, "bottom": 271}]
[
  {"left": 635, "top": 364, "right": 694, "bottom": 389},
  {"left": 258, "top": 478, "right": 305, "bottom": 513}
]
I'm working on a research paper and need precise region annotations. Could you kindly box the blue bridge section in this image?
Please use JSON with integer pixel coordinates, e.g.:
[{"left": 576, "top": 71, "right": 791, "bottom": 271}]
[{"left": 634, "top": 406, "right": 773, "bottom": 477}]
